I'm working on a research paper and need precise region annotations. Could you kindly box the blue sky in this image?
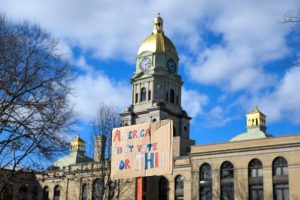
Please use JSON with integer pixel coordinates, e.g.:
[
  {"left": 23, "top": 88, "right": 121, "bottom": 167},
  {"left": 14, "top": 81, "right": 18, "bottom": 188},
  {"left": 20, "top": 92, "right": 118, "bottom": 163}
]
[{"left": 1, "top": 0, "right": 300, "bottom": 151}]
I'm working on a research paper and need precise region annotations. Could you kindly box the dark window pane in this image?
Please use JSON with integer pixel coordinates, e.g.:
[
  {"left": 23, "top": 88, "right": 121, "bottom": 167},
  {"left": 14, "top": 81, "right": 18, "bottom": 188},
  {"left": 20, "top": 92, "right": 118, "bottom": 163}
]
[
  {"left": 53, "top": 186, "right": 60, "bottom": 200},
  {"left": 221, "top": 184, "right": 234, "bottom": 200},
  {"left": 18, "top": 185, "right": 28, "bottom": 200},
  {"left": 283, "top": 188, "right": 289, "bottom": 200},
  {"left": 221, "top": 161, "right": 234, "bottom": 179},
  {"left": 282, "top": 167, "right": 288, "bottom": 176},
  {"left": 2, "top": 185, "right": 13, "bottom": 200},
  {"left": 32, "top": 187, "right": 39, "bottom": 200},
  {"left": 175, "top": 176, "right": 184, "bottom": 200},
  {"left": 200, "top": 185, "right": 212, "bottom": 200},
  {"left": 249, "top": 185, "right": 263, "bottom": 200},
  {"left": 159, "top": 177, "right": 168, "bottom": 200},
  {"left": 258, "top": 168, "right": 263, "bottom": 177},
  {"left": 249, "top": 159, "right": 263, "bottom": 177},
  {"left": 200, "top": 163, "right": 212, "bottom": 181},
  {"left": 140, "top": 88, "right": 146, "bottom": 102},
  {"left": 109, "top": 181, "right": 116, "bottom": 200},
  {"left": 273, "top": 157, "right": 288, "bottom": 176},
  {"left": 43, "top": 187, "right": 49, "bottom": 200},
  {"left": 93, "top": 179, "right": 103, "bottom": 200},
  {"left": 273, "top": 184, "right": 289, "bottom": 200},
  {"left": 148, "top": 90, "right": 151, "bottom": 101},
  {"left": 81, "top": 184, "right": 88, "bottom": 200},
  {"left": 170, "top": 89, "right": 175, "bottom": 104}
]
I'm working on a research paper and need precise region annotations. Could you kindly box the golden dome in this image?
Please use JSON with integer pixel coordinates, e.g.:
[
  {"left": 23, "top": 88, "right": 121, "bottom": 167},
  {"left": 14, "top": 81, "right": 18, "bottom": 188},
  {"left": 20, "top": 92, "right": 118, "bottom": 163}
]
[
  {"left": 137, "top": 13, "right": 178, "bottom": 56},
  {"left": 70, "top": 135, "right": 85, "bottom": 151}
]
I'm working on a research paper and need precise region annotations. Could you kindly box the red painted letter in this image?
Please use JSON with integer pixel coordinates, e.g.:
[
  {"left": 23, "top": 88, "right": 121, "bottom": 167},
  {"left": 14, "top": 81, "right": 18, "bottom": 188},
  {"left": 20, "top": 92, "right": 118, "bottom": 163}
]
[{"left": 113, "top": 130, "right": 121, "bottom": 142}]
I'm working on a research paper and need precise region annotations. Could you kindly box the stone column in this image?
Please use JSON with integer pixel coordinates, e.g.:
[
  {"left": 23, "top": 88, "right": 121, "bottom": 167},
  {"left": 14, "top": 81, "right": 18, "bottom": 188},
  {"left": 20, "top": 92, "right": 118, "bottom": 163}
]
[
  {"left": 184, "top": 178, "right": 192, "bottom": 200},
  {"left": 169, "top": 180, "right": 175, "bottom": 200},
  {"left": 212, "top": 166, "right": 220, "bottom": 199},
  {"left": 191, "top": 171, "right": 199, "bottom": 200},
  {"left": 234, "top": 168, "right": 248, "bottom": 200},
  {"left": 289, "top": 165, "right": 300, "bottom": 199},
  {"left": 263, "top": 166, "right": 273, "bottom": 200}
]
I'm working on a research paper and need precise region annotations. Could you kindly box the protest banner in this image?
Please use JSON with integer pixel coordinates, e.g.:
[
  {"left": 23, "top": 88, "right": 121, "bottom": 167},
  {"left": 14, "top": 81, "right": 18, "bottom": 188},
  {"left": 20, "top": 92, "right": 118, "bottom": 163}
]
[{"left": 111, "top": 120, "right": 173, "bottom": 180}]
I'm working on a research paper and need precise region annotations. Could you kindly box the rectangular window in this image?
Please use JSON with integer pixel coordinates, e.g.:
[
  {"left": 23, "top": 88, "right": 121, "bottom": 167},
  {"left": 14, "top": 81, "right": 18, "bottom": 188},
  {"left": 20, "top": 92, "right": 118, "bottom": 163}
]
[{"left": 135, "top": 93, "right": 138, "bottom": 103}]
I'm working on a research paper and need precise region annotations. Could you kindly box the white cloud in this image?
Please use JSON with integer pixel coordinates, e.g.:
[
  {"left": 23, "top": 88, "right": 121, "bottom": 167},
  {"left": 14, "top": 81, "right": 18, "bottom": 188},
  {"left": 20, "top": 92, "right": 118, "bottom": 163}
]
[
  {"left": 182, "top": 88, "right": 208, "bottom": 119},
  {"left": 69, "top": 57, "right": 131, "bottom": 120},
  {"left": 256, "top": 66, "right": 300, "bottom": 123},
  {"left": 2, "top": 0, "right": 300, "bottom": 127},
  {"left": 203, "top": 106, "right": 232, "bottom": 128},
  {"left": 185, "top": 1, "right": 297, "bottom": 92}
]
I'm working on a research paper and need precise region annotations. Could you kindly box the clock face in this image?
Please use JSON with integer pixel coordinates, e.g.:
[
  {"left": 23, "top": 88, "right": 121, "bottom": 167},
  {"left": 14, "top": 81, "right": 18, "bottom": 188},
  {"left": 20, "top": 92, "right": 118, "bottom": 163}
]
[
  {"left": 167, "top": 58, "right": 176, "bottom": 73},
  {"left": 140, "top": 58, "right": 151, "bottom": 72}
]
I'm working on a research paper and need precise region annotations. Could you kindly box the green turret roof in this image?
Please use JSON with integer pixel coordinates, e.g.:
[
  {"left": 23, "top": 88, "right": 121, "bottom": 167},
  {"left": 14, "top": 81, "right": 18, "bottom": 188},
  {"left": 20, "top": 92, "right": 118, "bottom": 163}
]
[
  {"left": 230, "top": 128, "right": 272, "bottom": 142},
  {"left": 52, "top": 135, "right": 94, "bottom": 169}
]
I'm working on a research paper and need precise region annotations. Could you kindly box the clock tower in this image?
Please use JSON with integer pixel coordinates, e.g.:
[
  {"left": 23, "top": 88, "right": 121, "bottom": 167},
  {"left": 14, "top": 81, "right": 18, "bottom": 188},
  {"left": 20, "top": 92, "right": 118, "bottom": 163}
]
[{"left": 120, "top": 14, "right": 194, "bottom": 157}]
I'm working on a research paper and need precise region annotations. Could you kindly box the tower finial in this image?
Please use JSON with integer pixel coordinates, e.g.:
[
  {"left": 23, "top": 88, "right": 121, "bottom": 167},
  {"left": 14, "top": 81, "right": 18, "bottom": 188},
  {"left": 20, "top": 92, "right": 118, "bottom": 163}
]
[{"left": 153, "top": 13, "right": 164, "bottom": 34}]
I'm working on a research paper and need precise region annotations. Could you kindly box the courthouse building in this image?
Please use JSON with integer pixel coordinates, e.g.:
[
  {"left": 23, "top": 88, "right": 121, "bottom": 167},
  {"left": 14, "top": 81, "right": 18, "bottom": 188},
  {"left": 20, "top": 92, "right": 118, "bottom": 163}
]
[{"left": 1, "top": 14, "right": 300, "bottom": 200}]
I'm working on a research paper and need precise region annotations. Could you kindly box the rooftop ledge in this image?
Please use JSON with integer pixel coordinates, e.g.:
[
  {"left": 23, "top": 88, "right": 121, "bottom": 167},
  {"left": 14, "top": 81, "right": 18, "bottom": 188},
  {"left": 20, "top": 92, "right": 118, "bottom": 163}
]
[{"left": 190, "top": 134, "right": 300, "bottom": 155}]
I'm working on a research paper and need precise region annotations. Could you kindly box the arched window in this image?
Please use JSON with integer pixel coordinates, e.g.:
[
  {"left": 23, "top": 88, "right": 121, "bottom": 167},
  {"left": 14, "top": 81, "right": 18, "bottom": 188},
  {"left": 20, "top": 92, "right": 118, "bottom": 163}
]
[
  {"left": 249, "top": 159, "right": 263, "bottom": 200},
  {"left": 175, "top": 175, "right": 184, "bottom": 200},
  {"left": 42, "top": 186, "right": 49, "bottom": 200},
  {"left": 170, "top": 89, "right": 175, "bottom": 104},
  {"left": 140, "top": 87, "right": 146, "bottom": 102},
  {"left": 92, "top": 178, "right": 104, "bottom": 200},
  {"left": 32, "top": 186, "right": 38, "bottom": 200},
  {"left": 81, "top": 184, "right": 88, "bottom": 200},
  {"left": 273, "top": 157, "right": 289, "bottom": 200},
  {"left": 1, "top": 185, "right": 13, "bottom": 200},
  {"left": 220, "top": 161, "right": 234, "bottom": 200},
  {"left": 159, "top": 176, "right": 168, "bottom": 200},
  {"left": 200, "top": 163, "right": 212, "bottom": 200},
  {"left": 53, "top": 185, "right": 60, "bottom": 200},
  {"left": 18, "top": 185, "right": 28, "bottom": 200}
]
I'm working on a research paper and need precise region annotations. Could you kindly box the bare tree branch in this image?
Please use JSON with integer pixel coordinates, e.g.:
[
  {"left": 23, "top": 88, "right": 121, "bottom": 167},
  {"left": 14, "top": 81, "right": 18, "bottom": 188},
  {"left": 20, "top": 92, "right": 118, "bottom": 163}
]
[
  {"left": 0, "top": 14, "right": 73, "bottom": 189},
  {"left": 283, "top": 10, "right": 300, "bottom": 25},
  {"left": 89, "top": 103, "right": 120, "bottom": 160}
]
